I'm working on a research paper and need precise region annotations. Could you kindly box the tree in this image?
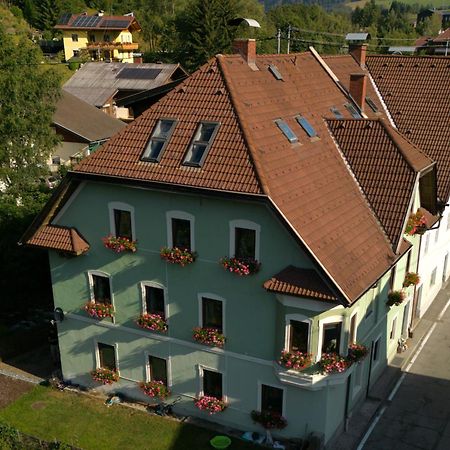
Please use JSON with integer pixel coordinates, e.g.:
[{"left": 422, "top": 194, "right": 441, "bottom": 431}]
[{"left": 0, "top": 25, "right": 61, "bottom": 200}]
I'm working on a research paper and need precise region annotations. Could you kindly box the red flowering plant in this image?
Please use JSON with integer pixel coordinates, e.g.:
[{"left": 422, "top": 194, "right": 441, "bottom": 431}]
[
  {"left": 194, "top": 396, "right": 226, "bottom": 414},
  {"left": 193, "top": 327, "right": 225, "bottom": 347},
  {"left": 279, "top": 350, "right": 313, "bottom": 371},
  {"left": 102, "top": 235, "right": 137, "bottom": 253},
  {"left": 347, "top": 343, "right": 369, "bottom": 363},
  {"left": 318, "top": 353, "right": 351, "bottom": 374},
  {"left": 387, "top": 290, "right": 406, "bottom": 307},
  {"left": 136, "top": 313, "right": 167, "bottom": 332},
  {"left": 91, "top": 368, "right": 119, "bottom": 384},
  {"left": 405, "top": 211, "right": 427, "bottom": 236},
  {"left": 220, "top": 257, "right": 261, "bottom": 276},
  {"left": 251, "top": 410, "right": 287, "bottom": 430},
  {"left": 140, "top": 380, "right": 170, "bottom": 399},
  {"left": 84, "top": 302, "right": 114, "bottom": 319},
  {"left": 160, "top": 247, "right": 196, "bottom": 266},
  {"left": 403, "top": 272, "right": 420, "bottom": 288}
]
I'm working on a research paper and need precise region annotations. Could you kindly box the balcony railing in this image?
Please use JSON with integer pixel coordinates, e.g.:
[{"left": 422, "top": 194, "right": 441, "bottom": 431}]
[{"left": 86, "top": 42, "right": 139, "bottom": 51}]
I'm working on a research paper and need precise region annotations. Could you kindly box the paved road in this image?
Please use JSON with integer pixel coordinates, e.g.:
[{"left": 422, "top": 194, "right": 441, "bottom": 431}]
[{"left": 362, "top": 300, "right": 450, "bottom": 450}]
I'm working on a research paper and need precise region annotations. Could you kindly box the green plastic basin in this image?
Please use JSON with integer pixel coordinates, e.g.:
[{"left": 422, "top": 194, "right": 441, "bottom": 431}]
[{"left": 210, "top": 435, "right": 232, "bottom": 449}]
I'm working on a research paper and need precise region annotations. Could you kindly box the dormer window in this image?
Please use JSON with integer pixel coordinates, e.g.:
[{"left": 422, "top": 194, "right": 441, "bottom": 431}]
[
  {"left": 183, "top": 122, "right": 219, "bottom": 167},
  {"left": 141, "top": 119, "right": 177, "bottom": 162}
]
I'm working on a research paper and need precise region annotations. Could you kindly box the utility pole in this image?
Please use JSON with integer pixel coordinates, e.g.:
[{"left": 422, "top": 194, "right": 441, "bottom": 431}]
[
  {"left": 287, "top": 25, "right": 291, "bottom": 54},
  {"left": 277, "top": 28, "right": 281, "bottom": 54}
]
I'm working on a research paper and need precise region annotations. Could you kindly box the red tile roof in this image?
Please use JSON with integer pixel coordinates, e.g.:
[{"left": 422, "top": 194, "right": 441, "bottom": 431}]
[
  {"left": 433, "top": 28, "right": 450, "bottom": 42},
  {"left": 263, "top": 266, "right": 338, "bottom": 302},
  {"left": 27, "top": 225, "right": 89, "bottom": 255}
]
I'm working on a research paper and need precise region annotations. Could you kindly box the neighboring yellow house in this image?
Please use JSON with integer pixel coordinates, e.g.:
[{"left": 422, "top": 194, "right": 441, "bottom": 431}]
[{"left": 55, "top": 12, "right": 141, "bottom": 63}]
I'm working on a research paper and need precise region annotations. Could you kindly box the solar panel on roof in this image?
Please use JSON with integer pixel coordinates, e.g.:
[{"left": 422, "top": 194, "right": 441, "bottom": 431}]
[
  {"left": 268, "top": 64, "right": 283, "bottom": 81},
  {"left": 116, "top": 68, "right": 162, "bottom": 80},
  {"left": 275, "top": 119, "right": 298, "bottom": 143},
  {"left": 345, "top": 103, "right": 362, "bottom": 119},
  {"left": 72, "top": 15, "right": 101, "bottom": 27},
  {"left": 296, "top": 116, "right": 318, "bottom": 138},
  {"left": 331, "top": 107, "right": 344, "bottom": 119},
  {"left": 100, "top": 20, "right": 131, "bottom": 28},
  {"left": 57, "top": 13, "right": 71, "bottom": 25}
]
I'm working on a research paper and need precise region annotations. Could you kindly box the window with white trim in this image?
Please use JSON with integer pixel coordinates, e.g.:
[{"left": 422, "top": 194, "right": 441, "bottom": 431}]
[
  {"left": 322, "top": 322, "right": 342, "bottom": 354},
  {"left": 97, "top": 342, "right": 116, "bottom": 371},
  {"left": 183, "top": 122, "right": 220, "bottom": 167},
  {"left": 142, "top": 284, "right": 165, "bottom": 318},
  {"left": 166, "top": 211, "right": 194, "bottom": 251},
  {"left": 202, "top": 369, "right": 223, "bottom": 399},
  {"left": 148, "top": 355, "right": 168, "bottom": 386},
  {"left": 390, "top": 316, "right": 397, "bottom": 340},
  {"left": 141, "top": 119, "right": 177, "bottom": 162},
  {"left": 229, "top": 220, "right": 260, "bottom": 261},
  {"left": 261, "top": 384, "right": 283, "bottom": 415},
  {"left": 109, "top": 202, "right": 135, "bottom": 240},
  {"left": 287, "top": 320, "right": 309, "bottom": 353},
  {"left": 430, "top": 267, "right": 437, "bottom": 286},
  {"left": 89, "top": 272, "right": 112, "bottom": 305},
  {"left": 201, "top": 297, "right": 223, "bottom": 333},
  {"left": 72, "top": 34, "right": 78, "bottom": 42}
]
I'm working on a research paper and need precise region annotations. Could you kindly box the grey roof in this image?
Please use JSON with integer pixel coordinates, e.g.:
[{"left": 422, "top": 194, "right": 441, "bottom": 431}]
[
  {"left": 54, "top": 91, "right": 126, "bottom": 142},
  {"left": 345, "top": 33, "right": 370, "bottom": 41},
  {"left": 388, "top": 46, "right": 417, "bottom": 54},
  {"left": 63, "top": 62, "right": 185, "bottom": 107}
]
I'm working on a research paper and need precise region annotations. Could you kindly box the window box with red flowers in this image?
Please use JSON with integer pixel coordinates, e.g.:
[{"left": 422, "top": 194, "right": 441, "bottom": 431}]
[
  {"left": 403, "top": 272, "right": 420, "bottom": 288},
  {"left": 194, "top": 396, "right": 226, "bottom": 414},
  {"left": 136, "top": 313, "right": 167, "bottom": 333},
  {"left": 192, "top": 327, "right": 226, "bottom": 348},
  {"left": 84, "top": 302, "right": 114, "bottom": 319},
  {"left": 387, "top": 290, "right": 406, "bottom": 307},
  {"left": 91, "top": 368, "right": 119, "bottom": 384},
  {"left": 279, "top": 350, "right": 313, "bottom": 371},
  {"left": 160, "top": 247, "right": 196, "bottom": 266},
  {"left": 102, "top": 235, "right": 137, "bottom": 253},
  {"left": 318, "top": 353, "right": 351, "bottom": 374},
  {"left": 251, "top": 410, "right": 287, "bottom": 430},
  {"left": 140, "top": 380, "right": 170, "bottom": 399},
  {"left": 347, "top": 343, "right": 368, "bottom": 363},
  {"left": 405, "top": 211, "right": 427, "bottom": 236},
  {"left": 220, "top": 257, "right": 260, "bottom": 276}
]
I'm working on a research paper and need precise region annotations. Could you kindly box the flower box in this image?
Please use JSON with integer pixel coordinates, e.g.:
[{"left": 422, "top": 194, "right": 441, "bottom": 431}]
[
  {"left": 91, "top": 368, "right": 119, "bottom": 384},
  {"left": 405, "top": 211, "right": 427, "bottom": 236},
  {"left": 194, "top": 396, "right": 226, "bottom": 414},
  {"left": 140, "top": 380, "right": 170, "bottom": 399},
  {"left": 279, "top": 350, "right": 313, "bottom": 371},
  {"left": 220, "top": 257, "right": 260, "bottom": 276},
  {"left": 136, "top": 313, "right": 167, "bottom": 332},
  {"left": 387, "top": 290, "right": 406, "bottom": 307},
  {"left": 403, "top": 272, "right": 420, "bottom": 287},
  {"left": 193, "top": 327, "right": 225, "bottom": 347},
  {"left": 347, "top": 343, "right": 368, "bottom": 363},
  {"left": 318, "top": 353, "right": 351, "bottom": 374},
  {"left": 102, "top": 235, "right": 137, "bottom": 253},
  {"left": 160, "top": 247, "right": 196, "bottom": 266},
  {"left": 84, "top": 302, "right": 114, "bottom": 319},
  {"left": 251, "top": 410, "right": 287, "bottom": 430}
]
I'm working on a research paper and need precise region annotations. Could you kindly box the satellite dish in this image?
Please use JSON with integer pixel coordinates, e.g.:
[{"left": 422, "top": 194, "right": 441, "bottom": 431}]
[
  {"left": 54, "top": 307, "right": 65, "bottom": 323},
  {"left": 228, "top": 18, "right": 261, "bottom": 28}
]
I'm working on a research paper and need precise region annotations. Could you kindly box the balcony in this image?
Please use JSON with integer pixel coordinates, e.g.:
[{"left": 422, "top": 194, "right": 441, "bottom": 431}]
[{"left": 86, "top": 42, "right": 139, "bottom": 51}]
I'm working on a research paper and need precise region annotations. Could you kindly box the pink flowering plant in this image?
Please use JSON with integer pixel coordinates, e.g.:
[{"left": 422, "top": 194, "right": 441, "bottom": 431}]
[
  {"left": 136, "top": 313, "right": 167, "bottom": 332},
  {"left": 251, "top": 410, "right": 287, "bottom": 430},
  {"left": 91, "top": 368, "right": 119, "bottom": 384},
  {"left": 387, "top": 290, "right": 406, "bottom": 307},
  {"left": 193, "top": 327, "right": 225, "bottom": 347},
  {"left": 347, "top": 343, "right": 369, "bottom": 362},
  {"left": 102, "top": 235, "right": 137, "bottom": 253},
  {"left": 405, "top": 211, "right": 427, "bottom": 236},
  {"left": 160, "top": 247, "right": 196, "bottom": 266},
  {"left": 220, "top": 256, "right": 261, "bottom": 276},
  {"left": 140, "top": 380, "right": 170, "bottom": 399},
  {"left": 279, "top": 350, "right": 313, "bottom": 371},
  {"left": 194, "top": 396, "right": 226, "bottom": 414},
  {"left": 403, "top": 272, "right": 420, "bottom": 287},
  {"left": 84, "top": 302, "right": 114, "bottom": 319},
  {"left": 318, "top": 353, "right": 351, "bottom": 374}
]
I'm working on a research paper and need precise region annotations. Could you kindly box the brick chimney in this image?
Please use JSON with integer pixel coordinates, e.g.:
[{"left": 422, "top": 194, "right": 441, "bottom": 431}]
[
  {"left": 232, "top": 39, "right": 258, "bottom": 70},
  {"left": 349, "top": 73, "right": 367, "bottom": 111},
  {"left": 349, "top": 43, "right": 367, "bottom": 68}
]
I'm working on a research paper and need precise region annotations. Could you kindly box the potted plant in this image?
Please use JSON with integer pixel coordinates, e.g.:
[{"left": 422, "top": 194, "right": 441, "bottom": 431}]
[
  {"left": 403, "top": 272, "right": 420, "bottom": 287},
  {"left": 84, "top": 302, "right": 114, "bottom": 319},
  {"left": 405, "top": 211, "right": 427, "bottom": 236},
  {"left": 251, "top": 409, "right": 287, "bottom": 446},
  {"left": 279, "top": 350, "right": 313, "bottom": 371},
  {"left": 347, "top": 343, "right": 369, "bottom": 363},
  {"left": 220, "top": 257, "right": 260, "bottom": 276},
  {"left": 193, "top": 327, "right": 226, "bottom": 348},
  {"left": 140, "top": 380, "right": 170, "bottom": 399},
  {"left": 91, "top": 368, "right": 119, "bottom": 384},
  {"left": 194, "top": 396, "right": 226, "bottom": 414},
  {"left": 102, "top": 235, "right": 137, "bottom": 253},
  {"left": 387, "top": 290, "right": 406, "bottom": 307},
  {"left": 318, "top": 353, "right": 351, "bottom": 374},
  {"left": 136, "top": 313, "right": 167, "bottom": 332},
  {"left": 160, "top": 247, "right": 196, "bottom": 266}
]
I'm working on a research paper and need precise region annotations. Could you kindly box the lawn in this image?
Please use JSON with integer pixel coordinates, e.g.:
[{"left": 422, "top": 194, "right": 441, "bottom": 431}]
[{"left": 0, "top": 385, "right": 257, "bottom": 450}]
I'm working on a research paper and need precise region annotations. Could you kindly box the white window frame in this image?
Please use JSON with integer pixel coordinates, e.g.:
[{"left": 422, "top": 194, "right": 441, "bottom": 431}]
[
  {"left": 108, "top": 201, "right": 136, "bottom": 240},
  {"left": 349, "top": 310, "right": 358, "bottom": 345},
  {"left": 166, "top": 210, "right": 195, "bottom": 251},
  {"left": 390, "top": 315, "right": 398, "bottom": 341},
  {"left": 197, "top": 293, "right": 226, "bottom": 335},
  {"left": 229, "top": 219, "right": 261, "bottom": 260},
  {"left": 140, "top": 281, "right": 168, "bottom": 319},
  {"left": 284, "top": 314, "right": 312, "bottom": 353},
  {"left": 430, "top": 267, "right": 437, "bottom": 287},
  {"left": 257, "top": 381, "right": 286, "bottom": 417},
  {"left": 317, "top": 315, "right": 345, "bottom": 361},
  {"left": 94, "top": 340, "right": 119, "bottom": 374},
  {"left": 198, "top": 365, "right": 226, "bottom": 402},
  {"left": 87, "top": 271, "right": 114, "bottom": 321},
  {"left": 145, "top": 352, "right": 172, "bottom": 388}
]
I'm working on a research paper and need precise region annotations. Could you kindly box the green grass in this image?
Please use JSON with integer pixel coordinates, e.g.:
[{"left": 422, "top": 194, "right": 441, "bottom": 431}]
[{"left": 0, "top": 386, "right": 257, "bottom": 450}]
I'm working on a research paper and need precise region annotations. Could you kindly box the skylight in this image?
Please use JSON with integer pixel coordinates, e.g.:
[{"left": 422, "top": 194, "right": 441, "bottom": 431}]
[
  {"left": 183, "top": 122, "right": 220, "bottom": 167},
  {"left": 141, "top": 119, "right": 177, "bottom": 162},
  {"left": 275, "top": 119, "right": 298, "bottom": 143},
  {"left": 345, "top": 103, "right": 362, "bottom": 119},
  {"left": 296, "top": 116, "right": 318, "bottom": 138},
  {"left": 365, "top": 97, "right": 379, "bottom": 113},
  {"left": 269, "top": 64, "right": 283, "bottom": 81},
  {"left": 330, "top": 107, "right": 344, "bottom": 119}
]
